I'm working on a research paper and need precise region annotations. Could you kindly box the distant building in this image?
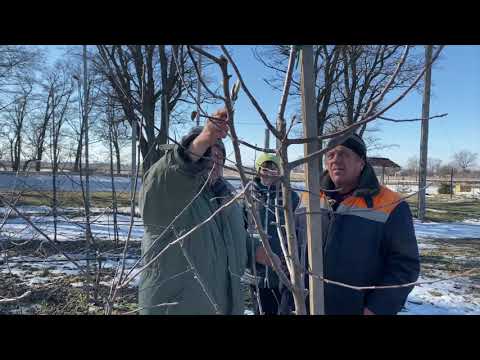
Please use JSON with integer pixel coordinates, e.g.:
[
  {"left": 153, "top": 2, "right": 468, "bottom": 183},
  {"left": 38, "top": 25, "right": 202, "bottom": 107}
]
[{"left": 368, "top": 157, "right": 401, "bottom": 184}]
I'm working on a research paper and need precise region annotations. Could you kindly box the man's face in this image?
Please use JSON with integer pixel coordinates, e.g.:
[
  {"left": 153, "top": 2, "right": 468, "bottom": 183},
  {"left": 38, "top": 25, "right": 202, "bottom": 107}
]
[
  {"left": 208, "top": 144, "right": 224, "bottom": 185},
  {"left": 259, "top": 161, "right": 280, "bottom": 187},
  {"left": 325, "top": 145, "right": 365, "bottom": 191}
]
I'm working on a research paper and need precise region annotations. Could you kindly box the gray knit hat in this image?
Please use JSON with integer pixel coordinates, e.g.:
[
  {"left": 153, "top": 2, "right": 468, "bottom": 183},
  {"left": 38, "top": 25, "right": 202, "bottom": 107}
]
[
  {"left": 326, "top": 132, "right": 366, "bottom": 160},
  {"left": 181, "top": 126, "right": 226, "bottom": 161}
]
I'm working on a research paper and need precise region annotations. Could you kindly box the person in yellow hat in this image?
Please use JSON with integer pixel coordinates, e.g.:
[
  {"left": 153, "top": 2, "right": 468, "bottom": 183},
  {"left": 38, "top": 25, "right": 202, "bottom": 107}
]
[{"left": 250, "top": 152, "right": 302, "bottom": 315}]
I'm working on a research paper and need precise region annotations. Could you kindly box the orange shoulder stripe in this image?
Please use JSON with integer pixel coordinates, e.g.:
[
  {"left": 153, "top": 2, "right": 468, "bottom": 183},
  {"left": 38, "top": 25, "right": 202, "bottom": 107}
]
[{"left": 300, "top": 186, "right": 402, "bottom": 215}]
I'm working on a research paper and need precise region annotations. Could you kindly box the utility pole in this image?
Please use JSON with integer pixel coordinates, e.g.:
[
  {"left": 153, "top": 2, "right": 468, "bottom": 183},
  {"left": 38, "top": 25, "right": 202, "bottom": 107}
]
[
  {"left": 52, "top": 91, "right": 57, "bottom": 243},
  {"left": 83, "top": 45, "right": 90, "bottom": 216},
  {"left": 82, "top": 45, "right": 93, "bottom": 280},
  {"left": 450, "top": 167, "right": 454, "bottom": 199},
  {"left": 300, "top": 45, "right": 324, "bottom": 315},
  {"left": 264, "top": 129, "right": 270, "bottom": 150},
  {"left": 418, "top": 45, "right": 433, "bottom": 222}
]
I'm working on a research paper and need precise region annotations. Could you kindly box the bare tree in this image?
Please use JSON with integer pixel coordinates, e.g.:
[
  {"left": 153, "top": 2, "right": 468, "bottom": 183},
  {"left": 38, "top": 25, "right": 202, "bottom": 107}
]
[
  {"left": 255, "top": 45, "right": 426, "bottom": 171},
  {"left": 406, "top": 155, "right": 419, "bottom": 177},
  {"left": 2, "top": 83, "right": 34, "bottom": 171},
  {"left": 0, "top": 46, "right": 41, "bottom": 92},
  {"left": 94, "top": 45, "right": 202, "bottom": 172},
  {"left": 427, "top": 158, "right": 442, "bottom": 177},
  {"left": 25, "top": 61, "right": 75, "bottom": 172},
  {"left": 453, "top": 150, "right": 478, "bottom": 173},
  {"left": 90, "top": 85, "right": 130, "bottom": 175},
  {"left": 27, "top": 84, "right": 53, "bottom": 171},
  {"left": 438, "top": 164, "right": 454, "bottom": 177},
  {"left": 174, "top": 44, "right": 445, "bottom": 315},
  {"left": 0, "top": 44, "right": 449, "bottom": 315}
]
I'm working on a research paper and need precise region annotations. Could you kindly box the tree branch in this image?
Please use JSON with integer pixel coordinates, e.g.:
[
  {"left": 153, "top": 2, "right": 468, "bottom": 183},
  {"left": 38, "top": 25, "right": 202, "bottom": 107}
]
[
  {"left": 379, "top": 113, "right": 448, "bottom": 122},
  {"left": 219, "top": 46, "right": 280, "bottom": 139},
  {"left": 287, "top": 45, "right": 444, "bottom": 169},
  {"left": 186, "top": 46, "right": 225, "bottom": 101}
]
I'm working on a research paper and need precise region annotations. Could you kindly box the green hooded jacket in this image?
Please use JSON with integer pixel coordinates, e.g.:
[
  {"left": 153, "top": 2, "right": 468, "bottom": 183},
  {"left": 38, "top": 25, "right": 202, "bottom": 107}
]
[{"left": 138, "top": 141, "right": 259, "bottom": 315}]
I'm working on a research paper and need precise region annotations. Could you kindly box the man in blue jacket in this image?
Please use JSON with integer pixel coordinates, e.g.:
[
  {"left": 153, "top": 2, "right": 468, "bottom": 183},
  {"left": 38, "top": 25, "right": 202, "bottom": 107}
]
[{"left": 303, "top": 132, "right": 420, "bottom": 315}]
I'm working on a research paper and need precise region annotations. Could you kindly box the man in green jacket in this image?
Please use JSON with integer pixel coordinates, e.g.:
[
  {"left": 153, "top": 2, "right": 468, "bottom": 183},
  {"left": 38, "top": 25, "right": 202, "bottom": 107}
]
[{"left": 139, "top": 109, "right": 278, "bottom": 315}]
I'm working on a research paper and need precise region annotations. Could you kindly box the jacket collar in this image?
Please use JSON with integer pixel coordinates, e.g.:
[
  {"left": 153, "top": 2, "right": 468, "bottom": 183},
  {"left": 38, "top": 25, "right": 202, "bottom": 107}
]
[
  {"left": 320, "top": 163, "right": 380, "bottom": 200},
  {"left": 253, "top": 176, "right": 280, "bottom": 193}
]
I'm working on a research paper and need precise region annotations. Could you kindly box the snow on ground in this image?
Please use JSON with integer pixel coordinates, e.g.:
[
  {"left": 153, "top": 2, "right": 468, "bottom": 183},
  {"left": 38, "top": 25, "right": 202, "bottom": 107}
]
[
  {"left": 417, "top": 243, "right": 439, "bottom": 250},
  {"left": 1, "top": 204, "right": 479, "bottom": 315},
  {"left": 387, "top": 184, "right": 440, "bottom": 195},
  {"left": 1, "top": 173, "right": 478, "bottom": 200},
  {"left": 0, "top": 212, "right": 144, "bottom": 242},
  {"left": 5, "top": 205, "right": 479, "bottom": 242},
  {"left": 1, "top": 254, "right": 141, "bottom": 288},
  {"left": 464, "top": 218, "right": 480, "bottom": 225},
  {"left": 414, "top": 219, "right": 480, "bottom": 239},
  {"left": 400, "top": 274, "right": 480, "bottom": 315},
  {"left": 0, "top": 173, "right": 135, "bottom": 193}
]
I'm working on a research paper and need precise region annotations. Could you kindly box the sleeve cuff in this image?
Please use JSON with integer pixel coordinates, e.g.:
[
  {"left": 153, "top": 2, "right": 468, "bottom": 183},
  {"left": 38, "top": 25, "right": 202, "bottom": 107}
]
[{"left": 172, "top": 136, "right": 210, "bottom": 176}]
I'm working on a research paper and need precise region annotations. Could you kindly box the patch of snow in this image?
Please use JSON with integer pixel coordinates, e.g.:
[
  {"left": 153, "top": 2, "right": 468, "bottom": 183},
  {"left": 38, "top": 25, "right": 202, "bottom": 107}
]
[
  {"left": 0, "top": 173, "right": 137, "bottom": 193},
  {"left": 25, "top": 277, "right": 51, "bottom": 286},
  {"left": 1, "top": 268, "right": 28, "bottom": 277},
  {"left": 464, "top": 218, "right": 480, "bottom": 225},
  {"left": 426, "top": 208, "right": 448, "bottom": 213},
  {"left": 417, "top": 243, "right": 438, "bottom": 250},
  {"left": 50, "top": 268, "right": 80, "bottom": 276},
  {"left": 0, "top": 212, "right": 144, "bottom": 242},
  {"left": 400, "top": 274, "right": 480, "bottom": 315},
  {"left": 387, "top": 184, "right": 440, "bottom": 195},
  {"left": 414, "top": 220, "right": 480, "bottom": 239}
]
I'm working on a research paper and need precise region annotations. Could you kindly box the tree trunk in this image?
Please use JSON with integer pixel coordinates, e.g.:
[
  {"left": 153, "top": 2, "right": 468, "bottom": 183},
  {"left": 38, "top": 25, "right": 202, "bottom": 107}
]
[
  {"left": 13, "top": 136, "right": 21, "bottom": 171},
  {"left": 73, "top": 129, "right": 83, "bottom": 172},
  {"left": 36, "top": 92, "right": 52, "bottom": 172},
  {"left": 140, "top": 100, "right": 161, "bottom": 173},
  {"left": 35, "top": 144, "right": 46, "bottom": 172},
  {"left": 9, "top": 142, "right": 14, "bottom": 171},
  {"left": 317, "top": 117, "right": 324, "bottom": 177},
  {"left": 35, "top": 155, "right": 41, "bottom": 172},
  {"left": 109, "top": 119, "right": 119, "bottom": 246},
  {"left": 114, "top": 138, "right": 121, "bottom": 175}
]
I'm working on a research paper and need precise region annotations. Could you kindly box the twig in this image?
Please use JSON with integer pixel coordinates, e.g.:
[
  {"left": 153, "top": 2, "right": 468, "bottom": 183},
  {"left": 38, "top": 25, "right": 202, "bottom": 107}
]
[
  {"left": 285, "top": 115, "right": 298, "bottom": 139},
  {"left": 0, "top": 194, "right": 89, "bottom": 277},
  {"left": 178, "top": 233, "right": 222, "bottom": 314},
  {"left": 274, "top": 186, "right": 294, "bottom": 277},
  {"left": 121, "top": 164, "right": 216, "bottom": 283},
  {"left": 220, "top": 46, "right": 280, "bottom": 139},
  {"left": 307, "top": 267, "right": 480, "bottom": 291},
  {"left": 106, "top": 65, "right": 146, "bottom": 313},
  {"left": 119, "top": 182, "right": 253, "bottom": 288},
  {"left": 379, "top": 113, "right": 448, "bottom": 123},
  {"left": 0, "top": 290, "right": 31, "bottom": 304},
  {"left": 215, "top": 49, "right": 296, "bottom": 295},
  {"left": 190, "top": 45, "right": 222, "bottom": 64},
  {"left": 120, "top": 302, "right": 179, "bottom": 315},
  {"left": 286, "top": 46, "right": 445, "bottom": 152},
  {"left": 278, "top": 46, "right": 297, "bottom": 123},
  {"left": 186, "top": 46, "right": 225, "bottom": 101}
]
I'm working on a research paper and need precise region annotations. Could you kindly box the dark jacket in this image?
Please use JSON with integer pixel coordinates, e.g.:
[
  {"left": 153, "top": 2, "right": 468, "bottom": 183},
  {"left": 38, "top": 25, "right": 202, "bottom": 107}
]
[
  {"left": 301, "top": 163, "right": 420, "bottom": 315},
  {"left": 251, "top": 177, "right": 301, "bottom": 289},
  {"left": 138, "top": 138, "right": 260, "bottom": 315}
]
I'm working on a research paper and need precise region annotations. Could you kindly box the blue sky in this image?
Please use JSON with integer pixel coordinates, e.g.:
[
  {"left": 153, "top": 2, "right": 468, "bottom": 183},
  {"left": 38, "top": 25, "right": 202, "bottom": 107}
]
[
  {"left": 206, "top": 45, "right": 480, "bottom": 168},
  {"left": 44, "top": 45, "right": 480, "bottom": 168}
]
